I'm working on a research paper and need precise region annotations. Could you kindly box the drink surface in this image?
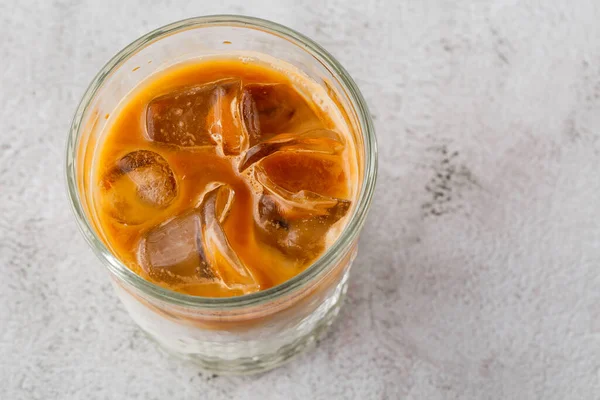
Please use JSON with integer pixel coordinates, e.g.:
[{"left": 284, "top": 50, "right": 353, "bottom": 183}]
[{"left": 92, "top": 58, "right": 358, "bottom": 297}]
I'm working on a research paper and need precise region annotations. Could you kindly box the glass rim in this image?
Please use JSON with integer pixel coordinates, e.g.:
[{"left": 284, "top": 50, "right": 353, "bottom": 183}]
[{"left": 65, "top": 14, "right": 378, "bottom": 310}]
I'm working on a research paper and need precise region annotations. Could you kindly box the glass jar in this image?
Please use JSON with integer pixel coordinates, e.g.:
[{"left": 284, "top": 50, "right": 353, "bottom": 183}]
[{"left": 65, "top": 15, "right": 377, "bottom": 374}]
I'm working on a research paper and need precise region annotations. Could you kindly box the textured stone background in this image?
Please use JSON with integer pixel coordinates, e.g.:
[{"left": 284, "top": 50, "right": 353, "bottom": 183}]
[{"left": 2, "top": 1, "right": 600, "bottom": 399}]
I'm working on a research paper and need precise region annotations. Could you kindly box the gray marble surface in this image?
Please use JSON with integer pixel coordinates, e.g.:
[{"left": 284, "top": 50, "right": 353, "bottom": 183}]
[{"left": 2, "top": 1, "right": 600, "bottom": 399}]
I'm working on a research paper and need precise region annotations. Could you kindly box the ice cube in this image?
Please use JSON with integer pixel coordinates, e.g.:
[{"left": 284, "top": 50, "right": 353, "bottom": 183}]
[
  {"left": 257, "top": 151, "right": 350, "bottom": 199},
  {"left": 100, "top": 150, "right": 177, "bottom": 225},
  {"left": 238, "top": 129, "right": 344, "bottom": 171},
  {"left": 256, "top": 193, "right": 350, "bottom": 259},
  {"left": 241, "top": 83, "right": 325, "bottom": 146},
  {"left": 146, "top": 79, "right": 245, "bottom": 155},
  {"left": 137, "top": 211, "right": 211, "bottom": 283},
  {"left": 138, "top": 184, "right": 258, "bottom": 292},
  {"left": 253, "top": 165, "right": 351, "bottom": 259},
  {"left": 254, "top": 165, "right": 342, "bottom": 217}
]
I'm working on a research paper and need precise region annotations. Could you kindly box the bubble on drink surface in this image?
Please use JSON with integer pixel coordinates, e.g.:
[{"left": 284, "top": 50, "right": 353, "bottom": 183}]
[
  {"left": 146, "top": 79, "right": 246, "bottom": 155},
  {"left": 241, "top": 83, "right": 325, "bottom": 146},
  {"left": 138, "top": 184, "right": 258, "bottom": 292},
  {"left": 253, "top": 165, "right": 351, "bottom": 259},
  {"left": 100, "top": 150, "right": 177, "bottom": 225},
  {"left": 238, "top": 129, "right": 344, "bottom": 172}
]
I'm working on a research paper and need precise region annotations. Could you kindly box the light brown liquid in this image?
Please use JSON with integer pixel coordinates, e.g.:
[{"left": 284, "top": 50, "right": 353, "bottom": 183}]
[{"left": 92, "top": 59, "right": 357, "bottom": 297}]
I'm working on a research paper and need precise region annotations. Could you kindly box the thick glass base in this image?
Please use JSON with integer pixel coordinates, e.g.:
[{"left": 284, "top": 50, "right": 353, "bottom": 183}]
[
  {"left": 116, "top": 269, "right": 350, "bottom": 375},
  {"left": 156, "top": 287, "right": 346, "bottom": 375}
]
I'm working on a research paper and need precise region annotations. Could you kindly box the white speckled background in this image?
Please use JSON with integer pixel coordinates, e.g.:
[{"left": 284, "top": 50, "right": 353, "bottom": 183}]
[{"left": 2, "top": 1, "right": 600, "bottom": 399}]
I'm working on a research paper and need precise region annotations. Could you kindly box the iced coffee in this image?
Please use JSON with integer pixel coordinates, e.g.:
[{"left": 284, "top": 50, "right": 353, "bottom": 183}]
[
  {"left": 67, "top": 17, "right": 377, "bottom": 373},
  {"left": 92, "top": 59, "right": 358, "bottom": 298}
]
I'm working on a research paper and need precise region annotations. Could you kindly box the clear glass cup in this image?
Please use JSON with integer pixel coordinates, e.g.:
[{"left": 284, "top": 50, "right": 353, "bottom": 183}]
[{"left": 65, "top": 15, "right": 377, "bottom": 374}]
